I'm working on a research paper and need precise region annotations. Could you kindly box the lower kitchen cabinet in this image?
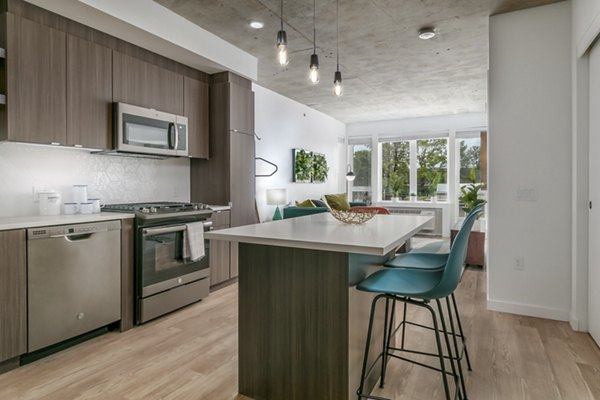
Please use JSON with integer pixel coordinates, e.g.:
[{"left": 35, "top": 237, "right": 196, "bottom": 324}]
[
  {"left": 209, "top": 210, "right": 237, "bottom": 288},
  {"left": 0, "top": 229, "right": 26, "bottom": 364}
]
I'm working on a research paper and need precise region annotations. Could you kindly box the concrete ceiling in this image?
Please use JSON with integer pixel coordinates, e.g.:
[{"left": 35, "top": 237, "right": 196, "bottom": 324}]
[{"left": 155, "top": 0, "right": 561, "bottom": 123}]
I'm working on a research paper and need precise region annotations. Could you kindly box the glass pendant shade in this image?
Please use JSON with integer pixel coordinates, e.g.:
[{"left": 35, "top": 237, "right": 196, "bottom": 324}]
[
  {"left": 276, "top": 30, "right": 289, "bottom": 66},
  {"left": 309, "top": 53, "right": 320, "bottom": 84},
  {"left": 333, "top": 70, "right": 343, "bottom": 96}
]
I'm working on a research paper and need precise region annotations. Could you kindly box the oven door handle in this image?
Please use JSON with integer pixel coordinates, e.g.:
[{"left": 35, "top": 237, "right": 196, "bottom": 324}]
[
  {"left": 142, "top": 221, "right": 212, "bottom": 237},
  {"left": 143, "top": 225, "right": 186, "bottom": 236}
]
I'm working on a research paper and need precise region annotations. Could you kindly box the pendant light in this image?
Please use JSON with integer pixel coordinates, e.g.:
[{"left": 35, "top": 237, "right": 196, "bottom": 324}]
[
  {"left": 333, "top": 0, "right": 343, "bottom": 96},
  {"left": 308, "top": 0, "right": 319, "bottom": 84},
  {"left": 276, "top": 0, "right": 289, "bottom": 66}
]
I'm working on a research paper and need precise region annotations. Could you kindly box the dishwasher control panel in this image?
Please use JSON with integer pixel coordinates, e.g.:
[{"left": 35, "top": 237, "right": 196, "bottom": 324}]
[{"left": 27, "top": 220, "right": 121, "bottom": 239}]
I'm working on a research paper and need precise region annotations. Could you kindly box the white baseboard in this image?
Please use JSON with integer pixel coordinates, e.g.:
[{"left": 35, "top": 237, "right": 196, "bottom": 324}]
[
  {"left": 487, "top": 299, "right": 569, "bottom": 322},
  {"left": 569, "top": 311, "right": 589, "bottom": 332}
]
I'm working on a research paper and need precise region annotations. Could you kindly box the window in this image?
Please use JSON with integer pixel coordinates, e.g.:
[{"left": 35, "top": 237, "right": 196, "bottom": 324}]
[
  {"left": 381, "top": 141, "right": 410, "bottom": 200},
  {"left": 417, "top": 138, "right": 448, "bottom": 200},
  {"left": 459, "top": 137, "right": 481, "bottom": 184},
  {"left": 380, "top": 136, "right": 448, "bottom": 202},
  {"left": 350, "top": 143, "right": 372, "bottom": 203}
]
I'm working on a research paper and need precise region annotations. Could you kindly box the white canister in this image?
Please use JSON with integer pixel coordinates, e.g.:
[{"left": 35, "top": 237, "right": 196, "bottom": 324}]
[
  {"left": 72, "top": 185, "right": 88, "bottom": 204},
  {"left": 79, "top": 202, "right": 94, "bottom": 214},
  {"left": 63, "top": 203, "right": 78, "bottom": 215},
  {"left": 88, "top": 198, "right": 103, "bottom": 213},
  {"left": 39, "top": 192, "right": 61, "bottom": 216}
]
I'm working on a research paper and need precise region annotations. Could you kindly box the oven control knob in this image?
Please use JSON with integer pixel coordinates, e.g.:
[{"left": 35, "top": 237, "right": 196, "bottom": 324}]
[
  {"left": 192, "top": 204, "right": 199, "bottom": 210},
  {"left": 177, "top": 278, "right": 183, "bottom": 284},
  {"left": 150, "top": 207, "right": 158, "bottom": 213},
  {"left": 140, "top": 207, "right": 150, "bottom": 214}
]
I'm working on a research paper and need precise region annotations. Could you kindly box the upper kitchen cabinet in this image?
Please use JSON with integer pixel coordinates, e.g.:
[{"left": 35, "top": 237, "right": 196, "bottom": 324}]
[
  {"left": 66, "top": 35, "right": 113, "bottom": 149},
  {"left": 184, "top": 77, "right": 209, "bottom": 159},
  {"left": 0, "top": 14, "right": 67, "bottom": 144},
  {"left": 113, "top": 52, "right": 184, "bottom": 115}
]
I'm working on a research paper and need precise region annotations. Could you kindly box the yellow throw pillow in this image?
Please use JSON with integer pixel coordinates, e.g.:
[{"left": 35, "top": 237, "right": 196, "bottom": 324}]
[
  {"left": 295, "top": 199, "right": 315, "bottom": 208},
  {"left": 324, "top": 193, "right": 351, "bottom": 211}
]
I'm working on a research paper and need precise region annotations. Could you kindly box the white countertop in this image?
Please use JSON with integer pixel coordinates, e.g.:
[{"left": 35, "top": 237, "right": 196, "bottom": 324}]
[
  {"left": 205, "top": 212, "right": 432, "bottom": 256},
  {"left": 0, "top": 212, "right": 135, "bottom": 231}
]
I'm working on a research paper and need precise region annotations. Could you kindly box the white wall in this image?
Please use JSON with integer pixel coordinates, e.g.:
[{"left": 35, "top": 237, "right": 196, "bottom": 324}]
[
  {"left": 0, "top": 142, "right": 190, "bottom": 217},
  {"left": 488, "top": 2, "right": 572, "bottom": 321},
  {"left": 253, "top": 84, "right": 346, "bottom": 221}
]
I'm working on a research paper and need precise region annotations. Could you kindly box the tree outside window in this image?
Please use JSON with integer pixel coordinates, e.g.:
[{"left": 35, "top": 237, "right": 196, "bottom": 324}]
[
  {"left": 417, "top": 139, "right": 448, "bottom": 200},
  {"left": 351, "top": 144, "right": 372, "bottom": 203},
  {"left": 459, "top": 138, "right": 481, "bottom": 183},
  {"left": 381, "top": 141, "right": 410, "bottom": 200}
]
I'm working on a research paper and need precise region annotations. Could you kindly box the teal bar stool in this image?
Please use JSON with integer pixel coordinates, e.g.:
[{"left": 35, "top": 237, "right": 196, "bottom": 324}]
[
  {"left": 384, "top": 204, "right": 484, "bottom": 374},
  {"left": 356, "top": 209, "right": 480, "bottom": 400}
]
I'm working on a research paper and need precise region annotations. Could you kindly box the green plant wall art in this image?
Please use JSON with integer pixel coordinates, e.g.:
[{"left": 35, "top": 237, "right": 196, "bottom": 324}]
[
  {"left": 292, "top": 149, "right": 329, "bottom": 183},
  {"left": 293, "top": 149, "right": 313, "bottom": 183},
  {"left": 312, "top": 153, "right": 329, "bottom": 183}
]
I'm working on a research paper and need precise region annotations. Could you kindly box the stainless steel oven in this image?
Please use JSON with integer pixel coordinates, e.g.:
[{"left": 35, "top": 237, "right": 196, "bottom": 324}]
[
  {"left": 103, "top": 202, "right": 212, "bottom": 324},
  {"left": 114, "top": 102, "right": 188, "bottom": 157},
  {"left": 140, "top": 222, "right": 211, "bottom": 298}
]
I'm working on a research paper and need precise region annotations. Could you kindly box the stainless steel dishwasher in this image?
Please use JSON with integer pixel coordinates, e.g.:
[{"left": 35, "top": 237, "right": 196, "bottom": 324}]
[{"left": 27, "top": 220, "right": 121, "bottom": 352}]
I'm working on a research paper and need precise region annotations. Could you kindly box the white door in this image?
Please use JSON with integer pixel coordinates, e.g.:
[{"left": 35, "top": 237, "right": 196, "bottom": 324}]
[{"left": 589, "top": 42, "right": 600, "bottom": 345}]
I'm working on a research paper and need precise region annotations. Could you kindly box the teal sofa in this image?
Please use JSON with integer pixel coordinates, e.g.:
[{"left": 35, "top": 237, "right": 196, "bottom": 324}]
[{"left": 283, "top": 202, "right": 367, "bottom": 219}]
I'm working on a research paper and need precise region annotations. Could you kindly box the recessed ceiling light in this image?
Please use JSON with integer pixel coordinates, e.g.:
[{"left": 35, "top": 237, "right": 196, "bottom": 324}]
[
  {"left": 418, "top": 27, "right": 436, "bottom": 40},
  {"left": 250, "top": 20, "right": 264, "bottom": 29}
]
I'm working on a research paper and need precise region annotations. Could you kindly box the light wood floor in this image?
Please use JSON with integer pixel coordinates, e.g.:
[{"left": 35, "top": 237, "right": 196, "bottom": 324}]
[{"left": 1, "top": 268, "right": 599, "bottom": 400}]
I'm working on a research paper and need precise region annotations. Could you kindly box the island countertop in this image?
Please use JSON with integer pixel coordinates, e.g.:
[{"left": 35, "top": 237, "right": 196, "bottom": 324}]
[{"left": 205, "top": 212, "right": 432, "bottom": 256}]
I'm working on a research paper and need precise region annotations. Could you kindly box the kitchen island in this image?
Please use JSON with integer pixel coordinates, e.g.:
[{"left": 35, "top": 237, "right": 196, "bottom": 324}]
[{"left": 205, "top": 212, "right": 432, "bottom": 400}]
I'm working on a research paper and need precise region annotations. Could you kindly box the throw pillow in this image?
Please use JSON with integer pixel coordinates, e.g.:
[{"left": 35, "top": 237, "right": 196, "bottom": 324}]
[
  {"left": 295, "top": 199, "right": 315, "bottom": 208},
  {"left": 311, "top": 199, "right": 327, "bottom": 207},
  {"left": 324, "top": 193, "right": 351, "bottom": 211}
]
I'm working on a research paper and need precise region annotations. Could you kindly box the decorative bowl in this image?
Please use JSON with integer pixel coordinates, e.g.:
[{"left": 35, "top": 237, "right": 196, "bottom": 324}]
[{"left": 329, "top": 208, "right": 378, "bottom": 224}]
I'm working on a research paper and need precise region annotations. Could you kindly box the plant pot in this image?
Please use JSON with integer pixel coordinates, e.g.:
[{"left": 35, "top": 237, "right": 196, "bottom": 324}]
[{"left": 391, "top": 197, "right": 400, "bottom": 202}]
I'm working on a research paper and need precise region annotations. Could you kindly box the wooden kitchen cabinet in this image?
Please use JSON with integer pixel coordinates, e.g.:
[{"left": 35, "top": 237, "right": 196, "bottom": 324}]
[
  {"left": 113, "top": 51, "right": 184, "bottom": 115},
  {"left": 0, "top": 14, "right": 67, "bottom": 144},
  {"left": 66, "top": 35, "right": 113, "bottom": 149},
  {"left": 184, "top": 76, "right": 209, "bottom": 159},
  {"left": 209, "top": 209, "right": 238, "bottom": 288},
  {"left": 191, "top": 72, "right": 258, "bottom": 229},
  {"left": 0, "top": 229, "right": 26, "bottom": 365}
]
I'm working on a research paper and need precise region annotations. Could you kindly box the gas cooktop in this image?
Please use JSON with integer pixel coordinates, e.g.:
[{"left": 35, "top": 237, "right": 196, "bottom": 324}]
[{"left": 103, "top": 202, "right": 212, "bottom": 218}]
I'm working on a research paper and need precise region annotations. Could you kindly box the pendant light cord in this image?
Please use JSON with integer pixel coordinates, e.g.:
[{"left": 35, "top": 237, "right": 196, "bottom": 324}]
[
  {"left": 336, "top": 0, "right": 339, "bottom": 70},
  {"left": 280, "top": 0, "right": 284, "bottom": 31},
  {"left": 313, "top": 0, "right": 316, "bottom": 53}
]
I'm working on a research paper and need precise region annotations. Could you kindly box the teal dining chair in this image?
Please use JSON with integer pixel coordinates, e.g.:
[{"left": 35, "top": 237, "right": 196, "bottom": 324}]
[
  {"left": 355, "top": 208, "right": 481, "bottom": 400},
  {"left": 384, "top": 203, "right": 485, "bottom": 373}
]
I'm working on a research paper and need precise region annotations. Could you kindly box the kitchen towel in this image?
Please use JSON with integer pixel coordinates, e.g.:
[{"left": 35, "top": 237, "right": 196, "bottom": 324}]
[{"left": 183, "top": 222, "right": 205, "bottom": 262}]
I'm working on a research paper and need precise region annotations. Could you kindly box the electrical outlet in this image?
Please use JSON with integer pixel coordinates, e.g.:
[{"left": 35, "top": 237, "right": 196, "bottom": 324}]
[{"left": 514, "top": 256, "right": 525, "bottom": 270}]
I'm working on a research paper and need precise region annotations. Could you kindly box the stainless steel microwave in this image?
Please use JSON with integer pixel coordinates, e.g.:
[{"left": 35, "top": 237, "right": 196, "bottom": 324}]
[{"left": 114, "top": 102, "right": 188, "bottom": 157}]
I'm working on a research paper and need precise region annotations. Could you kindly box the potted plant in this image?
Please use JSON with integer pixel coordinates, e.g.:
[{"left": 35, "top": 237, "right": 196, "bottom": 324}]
[
  {"left": 389, "top": 173, "right": 406, "bottom": 202},
  {"left": 459, "top": 183, "right": 486, "bottom": 215}
]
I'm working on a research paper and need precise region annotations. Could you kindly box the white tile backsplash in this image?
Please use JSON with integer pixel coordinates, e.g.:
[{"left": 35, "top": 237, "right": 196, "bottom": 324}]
[{"left": 0, "top": 142, "right": 190, "bottom": 217}]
